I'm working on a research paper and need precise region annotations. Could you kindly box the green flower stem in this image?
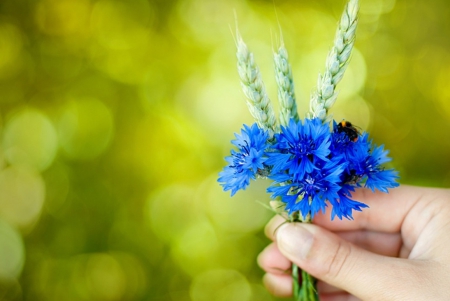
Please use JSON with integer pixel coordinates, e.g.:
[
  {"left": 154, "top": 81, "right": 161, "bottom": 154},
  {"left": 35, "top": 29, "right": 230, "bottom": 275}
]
[
  {"left": 293, "top": 262, "right": 301, "bottom": 301},
  {"left": 292, "top": 214, "right": 319, "bottom": 301},
  {"left": 301, "top": 269, "right": 319, "bottom": 301},
  {"left": 292, "top": 249, "right": 319, "bottom": 301}
]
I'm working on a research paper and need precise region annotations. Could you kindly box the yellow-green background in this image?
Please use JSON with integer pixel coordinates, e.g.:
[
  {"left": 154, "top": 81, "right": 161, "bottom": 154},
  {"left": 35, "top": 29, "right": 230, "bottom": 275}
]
[{"left": 0, "top": 0, "right": 449, "bottom": 300}]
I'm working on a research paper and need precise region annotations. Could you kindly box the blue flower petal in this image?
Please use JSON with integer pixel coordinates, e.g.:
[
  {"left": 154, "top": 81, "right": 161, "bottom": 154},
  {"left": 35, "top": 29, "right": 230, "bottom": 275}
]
[{"left": 218, "top": 123, "right": 270, "bottom": 195}]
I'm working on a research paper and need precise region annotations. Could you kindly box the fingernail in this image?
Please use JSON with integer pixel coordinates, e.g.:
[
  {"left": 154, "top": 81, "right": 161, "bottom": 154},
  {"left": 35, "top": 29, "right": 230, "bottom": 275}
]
[{"left": 277, "top": 223, "right": 314, "bottom": 261}]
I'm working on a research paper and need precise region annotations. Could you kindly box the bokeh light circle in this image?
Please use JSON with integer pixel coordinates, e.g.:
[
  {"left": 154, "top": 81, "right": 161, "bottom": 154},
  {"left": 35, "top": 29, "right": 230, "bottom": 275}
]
[
  {"left": 35, "top": 0, "right": 91, "bottom": 37},
  {"left": 147, "top": 184, "right": 202, "bottom": 243},
  {"left": 0, "top": 23, "right": 24, "bottom": 80},
  {"left": 0, "top": 219, "right": 25, "bottom": 280},
  {"left": 330, "top": 95, "right": 371, "bottom": 131},
  {"left": 91, "top": 0, "right": 153, "bottom": 50},
  {"left": 84, "top": 253, "right": 126, "bottom": 301},
  {"left": 58, "top": 98, "right": 114, "bottom": 160},
  {"left": 0, "top": 166, "right": 45, "bottom": 229},
  {"left": 190, "top": 269, "right": 251, "bottom": 301},
  {"left": 170, "top": 220, "right": 219, "bottom": 276},
  {"left": 201, "top": 174, "right": 273, "bottom": 234},
  {"left": 3, "top": 108, "right": 58, "bottom": 171}
]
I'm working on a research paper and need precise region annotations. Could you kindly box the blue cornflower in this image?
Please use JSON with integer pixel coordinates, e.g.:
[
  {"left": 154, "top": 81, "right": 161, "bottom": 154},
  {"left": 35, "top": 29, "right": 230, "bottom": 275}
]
[
  {"left": 363, "top": 143, "right": 399, "bottom": 192},
  {"left": 218, "top": 123, "right": 270, "bottom": 196},
  {"left": 339, "top": 133, "right": 399, "bottom": 192},
  {"left": 331, "top": 125, "right": 399, "bottom": 192},
  {"left": 331, "top": 130, "right": 370, "bottom": 186},
  {"left": 268, "top": 155, "right": 346, "bottom": 219},
  {"left": 266, "top": 118, "right": 331, "bottom": 179},
  {"left": 219, "top": 117, "right": 399, "bottom": 221},
  {"left": 329, "top": 185, "right": 369, "bottom": 220}
]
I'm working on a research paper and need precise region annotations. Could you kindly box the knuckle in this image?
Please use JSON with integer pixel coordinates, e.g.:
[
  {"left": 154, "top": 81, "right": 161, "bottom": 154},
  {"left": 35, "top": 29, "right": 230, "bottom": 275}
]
[{"left": 323, "top": 240, "right": 352, "bottom": 280}]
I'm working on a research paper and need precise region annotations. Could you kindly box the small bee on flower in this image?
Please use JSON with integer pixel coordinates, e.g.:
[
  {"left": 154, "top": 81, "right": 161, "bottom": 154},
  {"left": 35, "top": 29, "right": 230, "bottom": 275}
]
[{"left": 337, "top": 120, "right": 361, "bottom": 142}]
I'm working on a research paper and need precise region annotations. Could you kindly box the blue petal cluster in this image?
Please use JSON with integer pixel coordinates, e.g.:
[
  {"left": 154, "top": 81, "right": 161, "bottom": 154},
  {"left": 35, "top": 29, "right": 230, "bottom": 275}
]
[
  {"left": 266, "top": 118, "right": 342, "bottom": 219},
  {"left": 218, "top": 118, "right": 399, "bottom": 220},
  {"left": 330, "top": 121, "right": 399, "bottom": 194},
  {"left": 218, "top": 123, "right": 270, "bottom": 196}
]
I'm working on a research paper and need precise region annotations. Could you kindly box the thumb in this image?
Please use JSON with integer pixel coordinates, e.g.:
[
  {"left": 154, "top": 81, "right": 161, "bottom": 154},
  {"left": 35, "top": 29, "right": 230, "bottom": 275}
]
[{"left": 276, "top": 222, "right": 424, "bottom": 300}]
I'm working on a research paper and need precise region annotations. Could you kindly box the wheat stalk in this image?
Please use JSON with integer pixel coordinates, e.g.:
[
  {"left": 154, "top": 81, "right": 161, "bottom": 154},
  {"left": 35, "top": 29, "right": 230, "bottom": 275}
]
[
  {"left": 235, "top": 30, "right": 278, "bottom": 135},
  {"left": 309, "top": 0, "right": 359, "bottom": 121},
  {"left": 274, "top": 38, "right": 299, "bottom": 126}
]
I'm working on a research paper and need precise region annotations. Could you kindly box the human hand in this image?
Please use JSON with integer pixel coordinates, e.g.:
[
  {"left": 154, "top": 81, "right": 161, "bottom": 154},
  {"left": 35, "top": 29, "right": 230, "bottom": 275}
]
[{"left": 258, "top": 185, "right": 450, "bottom": 300}]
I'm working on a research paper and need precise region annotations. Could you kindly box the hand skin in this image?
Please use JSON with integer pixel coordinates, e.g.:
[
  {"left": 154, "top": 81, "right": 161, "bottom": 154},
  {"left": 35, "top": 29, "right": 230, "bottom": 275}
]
[{"left": 257, "top": 185, "right": 450, "bottom": 301}]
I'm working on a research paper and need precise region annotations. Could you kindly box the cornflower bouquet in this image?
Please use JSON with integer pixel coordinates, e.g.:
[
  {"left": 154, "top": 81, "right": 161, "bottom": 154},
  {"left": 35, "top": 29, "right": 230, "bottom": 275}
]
[{"left": 218, "top": 0, "right": 399, "bottom": 300}]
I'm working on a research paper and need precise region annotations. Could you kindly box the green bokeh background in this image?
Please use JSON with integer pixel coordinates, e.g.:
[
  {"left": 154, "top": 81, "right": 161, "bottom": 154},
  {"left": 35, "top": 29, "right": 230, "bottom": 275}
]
[{"left": 0, "top": 0, "right": 449, "bottom": 300}]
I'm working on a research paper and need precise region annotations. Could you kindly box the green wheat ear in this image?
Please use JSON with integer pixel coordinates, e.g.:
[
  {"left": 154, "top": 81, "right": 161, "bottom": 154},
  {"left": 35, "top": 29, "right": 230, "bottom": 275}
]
[
  {"left": 274, "top": 35, "right": 299, "bottom": 127},
  {"left": 235, "top": 28, "right": 278, "bottom": 135},
  {"left": 309, "top": 0, "right": 359, "bottom": 121}
]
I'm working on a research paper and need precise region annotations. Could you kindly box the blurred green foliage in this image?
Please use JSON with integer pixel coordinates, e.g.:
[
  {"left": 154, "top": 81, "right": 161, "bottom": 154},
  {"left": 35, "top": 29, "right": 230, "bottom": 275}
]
[{"left": 0, "top": 0, "right": 449, "bottom": 300}]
